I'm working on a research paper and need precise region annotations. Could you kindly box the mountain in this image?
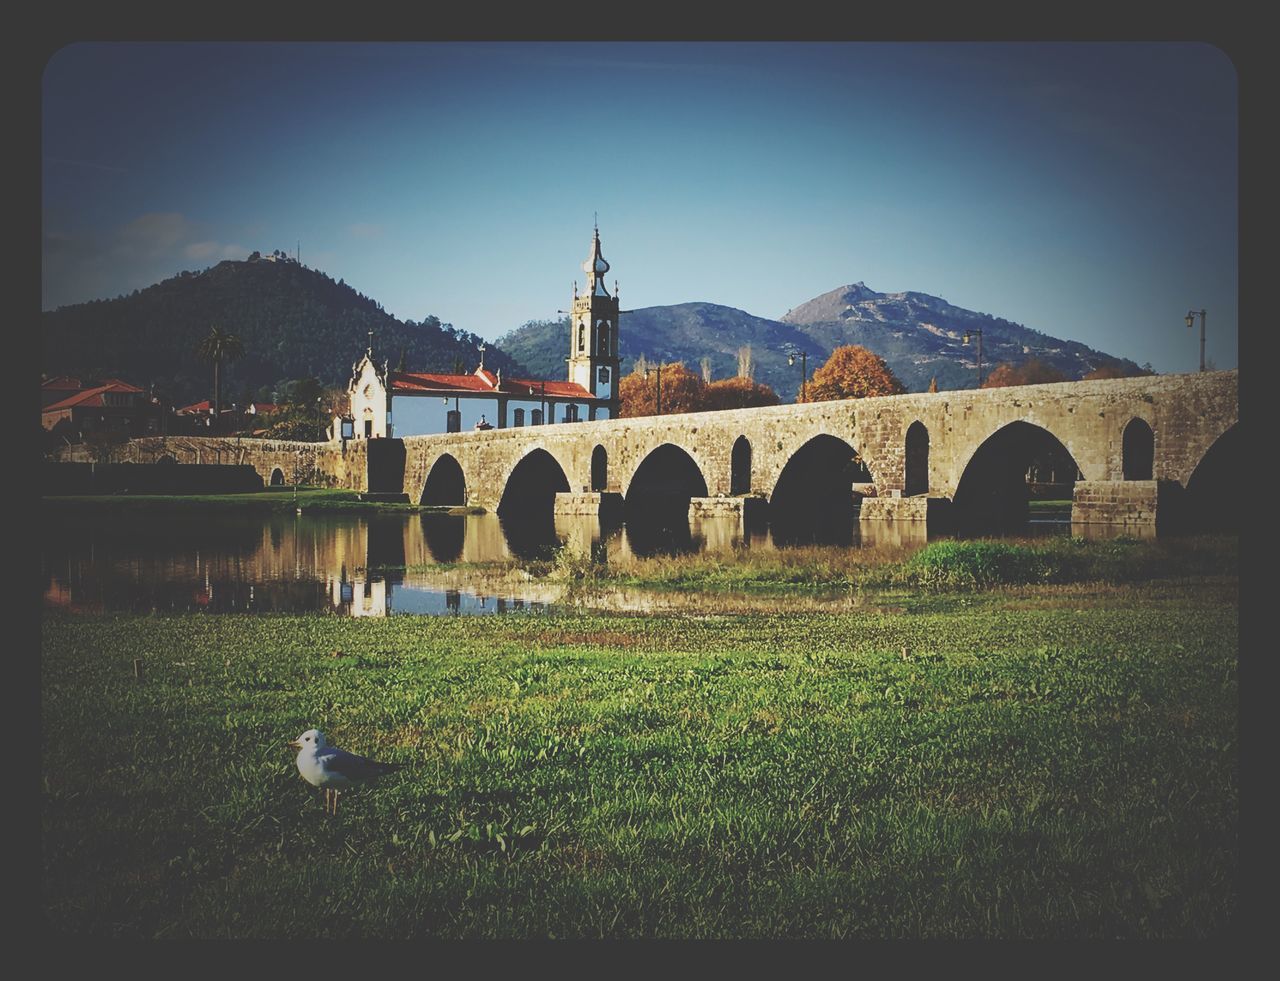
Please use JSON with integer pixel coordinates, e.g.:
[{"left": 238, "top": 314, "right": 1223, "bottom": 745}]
[
  {"left": 498, "top": 283, "right": 1146, "bottom": 400},
  {"left": 41, "top": 255, "right": 528, "bottom": 408},
  {"left": 779, "top": 282, "right": 1143, "bottom": 394},
  {"left": 496, "top": 305, "right": 827, "bottom": 396}
]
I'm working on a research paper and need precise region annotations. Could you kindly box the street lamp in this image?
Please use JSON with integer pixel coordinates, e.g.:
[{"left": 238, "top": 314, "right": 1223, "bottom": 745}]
[
  {"left": 787, "top": 350, "right": 808, "bottom": 403},
  {"left": 1185, "top": 309, "right": 1207, "bottom": 372},
  {"left": 644, "top": 364, "right": 663, "bottom": 415},
  {"left": 963, "top": 329, "right": 984, "bottom": 387}
]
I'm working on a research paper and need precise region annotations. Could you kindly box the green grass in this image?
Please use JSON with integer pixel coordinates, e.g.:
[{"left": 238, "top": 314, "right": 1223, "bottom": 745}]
[
  {"left": 529, "top": 535, "right": 1238, "bottom": 596},
  {"left": 41, "top": 576, "right": 1237, "bottom": 938}
]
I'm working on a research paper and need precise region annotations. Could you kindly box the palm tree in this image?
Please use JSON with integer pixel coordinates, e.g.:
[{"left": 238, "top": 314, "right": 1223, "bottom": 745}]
[{"left": 196, "top": 326, "right": 245, "bottom": 422}]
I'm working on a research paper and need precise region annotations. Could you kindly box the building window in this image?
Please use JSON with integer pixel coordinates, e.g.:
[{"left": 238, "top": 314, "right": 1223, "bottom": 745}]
[
  {"left": 565, "top": 404, "right": 580, "bottom": 422},
  {"left": 598, "top": 366, "right": 610, "bottom": 386},
  {"left": 578, "top": 324, "right": 585, "bottom": 351},
  {"left": 514, "top": 408, "right": 525, "bottom": 427},
  {"left": 531, "top": 409, "right": 543, "bottom": 426}
]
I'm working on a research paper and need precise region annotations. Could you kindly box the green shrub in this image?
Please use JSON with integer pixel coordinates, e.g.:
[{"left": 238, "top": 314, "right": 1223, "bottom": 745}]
[{"left": 899, "top": 541, "right": 1059, "bottom": 589}]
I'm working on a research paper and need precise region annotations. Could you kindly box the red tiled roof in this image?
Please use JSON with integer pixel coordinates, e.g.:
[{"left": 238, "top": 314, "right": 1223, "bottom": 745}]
[
  {"left": 177, "top": 400, "right": 215, "bottom": 414},
  {"left": 389, "top": 369, "right": 597, "bottom": 400},
  {"left": 42, "top": 381, "right": 143, "bottom": 412},
  {"left": 390, "top": 370, "right": 497, "bottom": 394},
  {"left": 98, "top": 378, "right": 143, "bottom": 392},
  {"left": 509, "top": 378, "right": 596, "bottom": 399},
  {"left": 42, "top": 376, "right": 83, "bottom": 391}
]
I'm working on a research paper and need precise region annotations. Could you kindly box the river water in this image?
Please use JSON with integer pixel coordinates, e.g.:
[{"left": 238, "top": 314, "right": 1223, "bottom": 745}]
[{"left": 41, "top": 507, "right": 1072, "bottom": 617}]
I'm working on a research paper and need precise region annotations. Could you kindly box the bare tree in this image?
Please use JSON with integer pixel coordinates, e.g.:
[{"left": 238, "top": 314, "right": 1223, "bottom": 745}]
[
  {"left": 737, "top": 344, "right": 754, "bottom": 381},
  {"left": 700, "top": 357, "right": 712, "bottom": 383}
]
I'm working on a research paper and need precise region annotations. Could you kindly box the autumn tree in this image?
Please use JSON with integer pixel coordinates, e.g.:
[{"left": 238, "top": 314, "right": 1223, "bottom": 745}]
[
  {"left": 800, "top": 345, "right": 906, "bottom": 402},
  {"left": 981, "top": 358, "right": 1068, "bottom": 388},
  {"left": 703, "top": 376, "right": 781, "bottom": 411},
  {"left": 618, "top": 361, "right": 707, "bottom": 417},
  {"left": 928, "top": 377, "right": 939, "bottom": 393}
]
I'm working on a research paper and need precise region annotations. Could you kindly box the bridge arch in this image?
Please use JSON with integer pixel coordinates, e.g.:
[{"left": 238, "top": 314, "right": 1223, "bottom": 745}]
[
  {"left": 1122, "top": 418, "right": 1155, "bottom": 481},
  {"left": 269, "top": 467, "right": 284, "bottom": 486},
  {"left": 621, "top": 443, "right": 709, "bottom": 555},
  {"left": 730, "top": 436, "right": 752, "bottom": 495},
  {"left": 769, "top": 433, "right": 872, "bottom": 545},
  {"left": 1183, "top": 422, "right": 1238, "bottom": 532},
  {"left": 497, "top": 447, "right": 572, "bottom": 519},
  {"left": 591, "top": 444, "right": 608, "bottom": 492},
  {"left": 420, "top": 453, "right": 467, "bottom": 506},
  {"left": 953, "top": 421, "right": 1083, "bottom": 534},
  {"left": 905, "top": 420, "right": 929, "bottom": 496}
]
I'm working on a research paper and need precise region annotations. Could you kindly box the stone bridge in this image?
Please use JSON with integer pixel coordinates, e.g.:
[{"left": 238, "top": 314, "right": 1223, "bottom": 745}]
[
  {"left": 390, "top": 369, "right": 1237, "bottom": 534},
  {"left": 51, "top": 370, "right": 1237, "bottom": 535}
]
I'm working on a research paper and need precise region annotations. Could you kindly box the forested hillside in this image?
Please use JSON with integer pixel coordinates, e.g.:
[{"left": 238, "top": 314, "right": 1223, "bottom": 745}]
[{"left": 41, "top": 255, "right": 527, "bottom": 406}]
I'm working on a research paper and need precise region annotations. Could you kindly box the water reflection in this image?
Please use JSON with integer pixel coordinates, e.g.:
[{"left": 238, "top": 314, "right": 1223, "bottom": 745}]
[{"left": 42, "top": 505, "right": 1071, "bottom": 617}]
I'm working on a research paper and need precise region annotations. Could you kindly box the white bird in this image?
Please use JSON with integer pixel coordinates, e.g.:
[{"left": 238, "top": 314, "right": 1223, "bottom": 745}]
[{"left": 287, "top": 728, "right": 401, "bottom": 815}]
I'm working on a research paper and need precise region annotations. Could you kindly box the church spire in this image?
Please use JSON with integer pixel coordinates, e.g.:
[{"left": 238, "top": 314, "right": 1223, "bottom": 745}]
[{"left": 583, "top": 225, "right": 611, "bottom": 297}]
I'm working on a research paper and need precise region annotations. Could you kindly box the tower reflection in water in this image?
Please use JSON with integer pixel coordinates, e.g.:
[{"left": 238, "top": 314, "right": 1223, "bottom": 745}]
[{"left": 43, "top": 503, "right": 974, "bottom": 618}]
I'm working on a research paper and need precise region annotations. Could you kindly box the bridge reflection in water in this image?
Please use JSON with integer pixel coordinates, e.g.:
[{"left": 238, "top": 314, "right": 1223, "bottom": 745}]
[{"left": 40, "top": 504, "right": 1086, "bottom": 618}]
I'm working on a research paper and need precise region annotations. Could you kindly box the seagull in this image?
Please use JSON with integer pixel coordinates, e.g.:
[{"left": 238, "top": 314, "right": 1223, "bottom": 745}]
[{"left": 287, "top": 728, "right": 402, "bottom": 815}]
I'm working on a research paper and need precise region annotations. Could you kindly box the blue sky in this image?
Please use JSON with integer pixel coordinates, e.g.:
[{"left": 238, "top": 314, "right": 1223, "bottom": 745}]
[{"left": 42, "top": 41, "right": 1238, "bottom": 374}]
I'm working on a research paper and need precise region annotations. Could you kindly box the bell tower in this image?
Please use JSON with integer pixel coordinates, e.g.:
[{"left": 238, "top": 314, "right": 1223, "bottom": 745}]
[{"left": 568, "top": 222, "right": 621, "bottom": 415}]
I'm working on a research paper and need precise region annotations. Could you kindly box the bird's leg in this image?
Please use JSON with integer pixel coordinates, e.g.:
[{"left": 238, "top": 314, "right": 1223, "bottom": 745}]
[
  {"left": 324, "top": 788, "right": 332, "bottom": 814},
  {"left": 333, "top": 791, "right": 340, "bottom": 816}
]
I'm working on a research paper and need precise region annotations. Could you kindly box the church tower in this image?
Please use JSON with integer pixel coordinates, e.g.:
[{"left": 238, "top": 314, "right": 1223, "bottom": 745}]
[{"left": 568, "top": 223, "right": 621, "bottom": 415}]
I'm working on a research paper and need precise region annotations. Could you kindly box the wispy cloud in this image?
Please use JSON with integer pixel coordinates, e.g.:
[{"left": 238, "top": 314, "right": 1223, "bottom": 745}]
[{"left": 43, "top": 211, "right": 248, "bottom": 310}]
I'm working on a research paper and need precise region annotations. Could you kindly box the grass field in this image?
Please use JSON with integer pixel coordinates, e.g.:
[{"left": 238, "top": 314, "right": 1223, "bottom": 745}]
[{"left": 41, "top": 549, "right": 1237, "bottom": 938}]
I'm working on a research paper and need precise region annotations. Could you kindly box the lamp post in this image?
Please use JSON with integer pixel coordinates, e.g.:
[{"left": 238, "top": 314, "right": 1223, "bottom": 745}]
[
  {"left": 1185, "top": 309, "right": 1206, "bottom": 372},
  {"left": 963, "top": 329, "right": 984, "bottom": 387},
  {"left": 787, "top": 350, "right": 808, "bottom": 403},
  {"left": 644, "top": 364, "right": 663, "bottom": 415}
]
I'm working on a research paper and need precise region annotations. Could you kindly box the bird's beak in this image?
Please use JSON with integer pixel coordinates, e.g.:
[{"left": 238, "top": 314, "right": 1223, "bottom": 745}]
[{"left": 287, "top": 740, "right": 302, "bottom": 750}]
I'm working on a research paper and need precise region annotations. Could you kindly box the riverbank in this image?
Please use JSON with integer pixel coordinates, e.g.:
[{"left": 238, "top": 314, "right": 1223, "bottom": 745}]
[
  {"left": 42, "top": 488, "right": 482, "bottom": 515},
  {"left": 42, "top": 571, "right": 1237, "bottom": 938},
  {"left": 403, "top": 535, "right": 1238, "bottom": 598}
]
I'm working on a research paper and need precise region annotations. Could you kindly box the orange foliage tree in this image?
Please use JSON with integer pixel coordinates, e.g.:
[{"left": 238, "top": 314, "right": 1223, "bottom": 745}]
[
  {"left": 618, "top": 361, "right": 707, "bottom": 417},
  {"left": 800, "top": 345, "right": 906, "bottom": 402},
  {"left": 703, "top": 376, "right": 780, "bottom": 411},
  {"left": 981, "top": 358, "right": 1068, "bottom": 388}
]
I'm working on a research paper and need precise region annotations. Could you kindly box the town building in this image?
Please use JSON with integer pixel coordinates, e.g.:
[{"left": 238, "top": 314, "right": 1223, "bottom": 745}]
[
  {"left": 344, "top": 226, "right": 622, "bottom": 438},
  {"left": 42, "top": 377, "right": 163, "bottom": 440}
]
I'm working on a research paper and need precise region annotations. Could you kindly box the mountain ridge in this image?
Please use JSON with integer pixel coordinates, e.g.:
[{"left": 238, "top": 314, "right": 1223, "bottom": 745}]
[{"left": 499, "top": 280, "right": 1144, "bottom": 400}]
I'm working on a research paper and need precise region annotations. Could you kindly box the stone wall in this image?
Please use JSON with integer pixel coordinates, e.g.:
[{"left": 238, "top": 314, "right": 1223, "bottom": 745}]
[
  {"left": 46, "top": 435, "right": 368, "bottom": 490},
  {"left": 1069, "top": 479, "right": 1191, "bottom": 532}
]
